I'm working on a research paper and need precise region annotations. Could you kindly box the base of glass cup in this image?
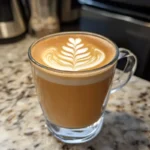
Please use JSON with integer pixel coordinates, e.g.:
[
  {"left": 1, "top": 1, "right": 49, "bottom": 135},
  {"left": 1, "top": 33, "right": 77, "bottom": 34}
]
[{"left": 46, "top": 114, "right": 104, "bottom": 144}]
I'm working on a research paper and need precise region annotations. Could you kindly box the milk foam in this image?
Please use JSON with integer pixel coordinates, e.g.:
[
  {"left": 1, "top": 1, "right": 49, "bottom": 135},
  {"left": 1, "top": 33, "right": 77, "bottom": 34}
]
[
  {"left": 42, "top": 37, "right": 105, "bottom": 71},
  {"left": 36, "top": 69, "right": 114, "bottom": 86}
]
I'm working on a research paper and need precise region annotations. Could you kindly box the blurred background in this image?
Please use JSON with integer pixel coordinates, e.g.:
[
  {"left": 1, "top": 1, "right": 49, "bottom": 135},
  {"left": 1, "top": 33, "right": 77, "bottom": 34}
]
[{"left": 0, "top": 0, "right": 150, "bottom": 81}]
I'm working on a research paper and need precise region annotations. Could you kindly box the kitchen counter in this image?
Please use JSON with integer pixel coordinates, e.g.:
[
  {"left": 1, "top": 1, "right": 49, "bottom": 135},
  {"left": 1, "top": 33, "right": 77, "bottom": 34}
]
[{"left": 0, "top": 35, "right": 150, "bottom": 150}]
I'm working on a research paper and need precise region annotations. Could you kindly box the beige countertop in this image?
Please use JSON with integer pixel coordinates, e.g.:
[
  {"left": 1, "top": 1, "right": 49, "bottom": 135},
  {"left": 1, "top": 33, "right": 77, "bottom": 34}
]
[{"left": 0, "top": 35, "right": 150, "bottom": 150}]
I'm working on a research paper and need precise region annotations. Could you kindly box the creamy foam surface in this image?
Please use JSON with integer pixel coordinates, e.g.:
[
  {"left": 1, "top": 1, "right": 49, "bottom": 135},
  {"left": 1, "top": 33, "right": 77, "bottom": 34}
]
[{"left": 32, "top": 33, "right": 116, "bottom": 71}]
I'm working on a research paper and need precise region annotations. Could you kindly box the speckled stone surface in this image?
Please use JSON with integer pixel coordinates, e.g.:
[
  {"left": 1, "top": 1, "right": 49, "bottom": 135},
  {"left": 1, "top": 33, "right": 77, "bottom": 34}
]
[{"left": 0, "top": 35, "right": 150, "bottom": 150}]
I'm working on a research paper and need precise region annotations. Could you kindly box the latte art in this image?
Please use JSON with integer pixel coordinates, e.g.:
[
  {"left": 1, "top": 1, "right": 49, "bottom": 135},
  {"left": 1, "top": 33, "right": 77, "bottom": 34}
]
[{"left": 42, "top": 38, "right": 105, "bottom": 71}]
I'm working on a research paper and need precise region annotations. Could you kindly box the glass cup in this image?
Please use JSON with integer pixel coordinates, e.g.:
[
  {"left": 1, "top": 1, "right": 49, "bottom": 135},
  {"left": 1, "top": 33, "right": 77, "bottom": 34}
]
[{"left": 28, "top": 32, "right": 137, "bottom": 144}]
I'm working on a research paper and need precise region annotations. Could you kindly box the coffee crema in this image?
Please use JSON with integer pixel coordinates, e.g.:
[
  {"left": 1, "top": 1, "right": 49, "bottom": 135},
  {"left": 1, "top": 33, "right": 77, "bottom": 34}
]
[{"left": 32, "top": 33, "right": 116, "bottom": 71}]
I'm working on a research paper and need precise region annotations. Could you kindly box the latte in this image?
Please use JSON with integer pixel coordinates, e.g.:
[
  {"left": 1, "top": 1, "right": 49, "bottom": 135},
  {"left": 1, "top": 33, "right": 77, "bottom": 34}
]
[
  {"left": 32, "top": 33, "right": 116, "bottom": 71},
  {"left": 31, "top": 33, "right": 117, "bottom": 128}
]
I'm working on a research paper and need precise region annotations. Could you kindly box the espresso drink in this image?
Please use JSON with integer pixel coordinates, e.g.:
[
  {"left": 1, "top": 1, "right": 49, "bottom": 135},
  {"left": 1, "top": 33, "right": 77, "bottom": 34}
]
[{"left": 31, "top": 33, "right": 116, "bottom": 128}]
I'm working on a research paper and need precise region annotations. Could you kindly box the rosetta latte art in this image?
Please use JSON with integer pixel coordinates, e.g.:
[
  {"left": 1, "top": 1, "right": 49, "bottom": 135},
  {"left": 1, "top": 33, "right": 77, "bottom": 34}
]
[{"left": 42, "top": 38, "right": 105, "bottom": 71}]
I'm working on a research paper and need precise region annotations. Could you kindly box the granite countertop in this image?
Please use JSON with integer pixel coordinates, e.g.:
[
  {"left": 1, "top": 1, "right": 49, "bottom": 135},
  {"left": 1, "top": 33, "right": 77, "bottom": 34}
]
[{"left": 0, "top": 35, "right": 150, "bottom": 150}]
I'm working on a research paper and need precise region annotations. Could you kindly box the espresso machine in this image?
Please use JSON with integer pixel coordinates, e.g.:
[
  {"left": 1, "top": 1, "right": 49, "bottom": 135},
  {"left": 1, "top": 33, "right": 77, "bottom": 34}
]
[{"left": 0, "top": 0, "right": 28, "bottom": 42}]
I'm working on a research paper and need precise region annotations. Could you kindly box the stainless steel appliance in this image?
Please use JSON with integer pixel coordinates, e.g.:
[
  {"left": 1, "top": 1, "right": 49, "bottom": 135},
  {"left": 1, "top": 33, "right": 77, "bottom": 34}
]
[
  {"left": 79, "top": 0, "right": 150, "bottom": 21},
  {"left": 0, "top": 0, "right": 26, "bottom": 40},
  {"left": 58, "top": 0, "right": 81, "bottom": 23}
]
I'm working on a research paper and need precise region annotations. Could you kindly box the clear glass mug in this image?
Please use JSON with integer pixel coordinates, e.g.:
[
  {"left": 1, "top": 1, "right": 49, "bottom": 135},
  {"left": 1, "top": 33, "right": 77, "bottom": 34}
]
[{"left": 28, "top": 32, "right": 137, "bottom": 144}]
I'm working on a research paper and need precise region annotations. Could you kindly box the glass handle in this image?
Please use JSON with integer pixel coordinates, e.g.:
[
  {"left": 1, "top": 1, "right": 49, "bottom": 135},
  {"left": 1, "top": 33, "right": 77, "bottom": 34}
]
[{"left": 111, "top": 48, "right": 137, "bottom": 94}]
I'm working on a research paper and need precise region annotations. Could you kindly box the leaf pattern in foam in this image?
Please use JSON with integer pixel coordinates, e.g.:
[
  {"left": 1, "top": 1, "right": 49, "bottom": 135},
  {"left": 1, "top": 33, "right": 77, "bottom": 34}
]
[{"left": 42, "top": 38, "right": 106, "bottom": 71}]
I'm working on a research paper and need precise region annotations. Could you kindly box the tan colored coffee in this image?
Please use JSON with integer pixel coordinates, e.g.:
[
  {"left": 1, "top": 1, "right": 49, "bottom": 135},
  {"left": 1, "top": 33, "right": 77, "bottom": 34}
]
[{"left": 31, "top": 33, "right": 116, "bottom": 128}]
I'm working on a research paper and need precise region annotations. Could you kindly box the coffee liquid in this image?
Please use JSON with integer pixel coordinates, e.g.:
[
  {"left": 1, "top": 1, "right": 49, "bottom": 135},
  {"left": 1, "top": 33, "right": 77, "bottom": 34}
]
[{"left": 31, "top": 33, "right": 116, "bottom": 128}]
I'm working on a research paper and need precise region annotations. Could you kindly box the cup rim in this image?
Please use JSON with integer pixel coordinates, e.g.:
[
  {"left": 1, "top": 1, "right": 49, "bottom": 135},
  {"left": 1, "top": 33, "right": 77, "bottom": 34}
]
[{"left": 28, "top": 31, "right": 119, "bottom": 74}]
